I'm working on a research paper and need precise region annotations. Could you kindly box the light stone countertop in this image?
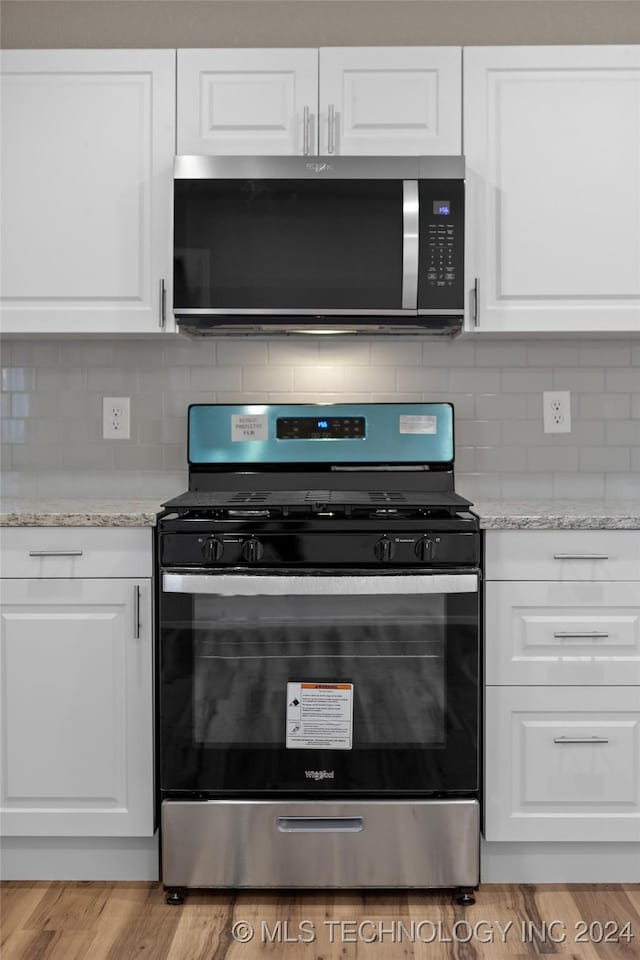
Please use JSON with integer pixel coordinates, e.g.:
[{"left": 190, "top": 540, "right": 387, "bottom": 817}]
[
  {"left": 2, "top": 497, "right": 640, "bottom": 529},
  {"left": 0, "top": 499, "right": 165, "bottom": 527},
  {"left": 473, "top": 499, "right": 640, "bottom": 530}
]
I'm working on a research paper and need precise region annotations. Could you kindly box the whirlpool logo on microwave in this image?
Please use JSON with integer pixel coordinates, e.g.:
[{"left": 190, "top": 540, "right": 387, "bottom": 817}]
[{"left": 305, "top": 770, "right": 335, "bottom": 780}]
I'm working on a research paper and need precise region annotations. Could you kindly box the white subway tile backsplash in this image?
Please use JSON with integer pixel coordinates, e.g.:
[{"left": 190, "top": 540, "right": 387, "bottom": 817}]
[
  {"left": 606, "top": 369, "right": 640, "bottom": 392},
  {"left": 1, "top": 336, "right": 638, "bottom": 501},
  {"left": 293, "top": 366, "right": 345, "bottom": 392},
  {"left": 527, "top": 446, "right": 579, "bottom": 472},
  {"left": 579, "top": 446, "right": 631, "bottom": 472},
  {"left": 552, "top": 473, "right": 605, "bottom": 500},
  {"left": 475, "top": 343, "right": 527, "bottom": 367},
  {"left": 605, "top": 420, "right": 640, "bottom": 445},
  {"left": 450, "top": 368, "right": 499, "bottom": 393},
  {"left": 501, "top": 473, "right": 554, "bottom": 499},
  {"left": 398, "top": 367, "right": 449, "bottom": 392},
  {"left": 217, "top": 341, "right": 267, "bottom": 366},
  {"left": 526, "top": 343, "right": 579, "bottom": 367},
  {"left": 242, "top": 366, "right": 293, "bottom": 392},
  {"left": 553, "top": 368, "right": 605, "bottom": 392},
  {"left": 501, "top": 368, "right": 553, "bottom": 393},
  {"left": 191, "top": 366, "right": 242, "bottom": 392},
  {"left": 579, "top": 344, "right": 631, "bottom": 367},
  {"left": 579, "top": 394, "right": 631, "bottom": 420}
]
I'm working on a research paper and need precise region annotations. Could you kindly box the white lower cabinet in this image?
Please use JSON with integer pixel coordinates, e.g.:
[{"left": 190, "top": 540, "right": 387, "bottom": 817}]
[
  {"left": 0, "top": 530, "right": 154, "bottom": 839},
  {"left": 484, "top": 529, "right": 640, "bottom": 856},
  {"left": 485, "top": 686, "right": 640, "bottom": 842}
]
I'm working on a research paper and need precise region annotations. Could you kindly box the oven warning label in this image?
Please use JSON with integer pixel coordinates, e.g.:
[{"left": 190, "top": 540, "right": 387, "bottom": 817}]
[
  {"left": 399, "top": 415, "right": 437, "bottom": 435},
  {"left": 231, "top": 414, "right": 268, "bottom": 442},
  {"left": 286, "top": 682, "right": 353, "bottom": 750}
]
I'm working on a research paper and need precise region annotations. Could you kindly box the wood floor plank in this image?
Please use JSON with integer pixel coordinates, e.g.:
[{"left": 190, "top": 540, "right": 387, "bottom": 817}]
[{"left": 1, "top": 883, "right": 639, "bottom": 960}]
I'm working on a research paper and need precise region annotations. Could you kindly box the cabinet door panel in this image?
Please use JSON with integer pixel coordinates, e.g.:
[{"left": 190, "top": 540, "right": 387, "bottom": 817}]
[
  {"left": 0, "top": 50, "right": 175, "bottom": 334},
  {"left": 319, "top": 47, "right": 461, "bottom": 155},
  {"left": 465, "top": 46, "right": 640, "bottom": 332},
  {"left": 0, "top": 579, "right": 153, "bottom": 836},
  {"left": 485, "top": 686, "right": 640, "bottom": 842},
  {"left": 177, "top": 49, "right": 318, "bottom": 155}
]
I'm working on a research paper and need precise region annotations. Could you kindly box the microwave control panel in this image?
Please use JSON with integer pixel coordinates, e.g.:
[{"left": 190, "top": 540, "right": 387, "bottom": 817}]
[{"left": 418, "top": 179, "right": 464, "bottom": 311}]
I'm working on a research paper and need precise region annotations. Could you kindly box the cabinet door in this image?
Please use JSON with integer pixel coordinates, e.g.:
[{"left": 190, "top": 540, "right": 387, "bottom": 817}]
[
  {"left": 177, "top": 49, "right": 319, "bottom": 155},
  {"left": 485, "top": 686, "right": 640, "bottom": 842},
  {"left": 0, "top": 578, "right": 153, "bottom": 836},
  {"left": 0, "top": 50, "right": 175, "bottom": 334},
  {"left": 465, "top": 46, "right": 640, "bottom": 333},
  {"left": 319, "top": 47, "right": 461, "bottom": 155}
]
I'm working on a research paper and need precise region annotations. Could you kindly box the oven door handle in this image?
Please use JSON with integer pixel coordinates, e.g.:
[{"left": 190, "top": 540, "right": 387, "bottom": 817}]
[{"left": 162, "top": 572, "right": 478, "bottom": 596}]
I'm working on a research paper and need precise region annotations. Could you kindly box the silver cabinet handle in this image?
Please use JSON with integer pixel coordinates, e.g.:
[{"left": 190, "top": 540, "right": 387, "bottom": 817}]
[
  {"left": 277, "top": 817, "right": 363, "bottom": 833},
  {"left": 554, "top": 736, "right": 609, "bottom": 745},
  {"left": 302, "top": 105, "right": 310, "bottom": 155},
  {"left": 553, "top": 631, "right": 609, "bottom": 639},
  {"left": 327, "top": 103, "right": 335, "bottom": 154},
  {"left": 553, "top": 554, "right": 609, "bottom": 560},
  {"left": 159, "top": 278, "right": 167, "bottom": 329},
  {"left": 29, "top": 550, "right": 83, "bottom": 558},
  {"left": 133, "top": 584, "right": 141, "bottom": 639},
  {"left": 401, "top": 180, "right": 419, "bottom": 310},
  {"left": 473, "top": 277, "right": 480, "bottom": 328}
]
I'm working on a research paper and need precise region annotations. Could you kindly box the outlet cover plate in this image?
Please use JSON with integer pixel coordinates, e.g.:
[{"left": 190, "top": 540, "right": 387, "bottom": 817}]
[
  {"left": 543, "top": 391, "right": 571, "bottom": 434},
  {"left": 103, "top": 397, "right": 131, "bottom": 440}
]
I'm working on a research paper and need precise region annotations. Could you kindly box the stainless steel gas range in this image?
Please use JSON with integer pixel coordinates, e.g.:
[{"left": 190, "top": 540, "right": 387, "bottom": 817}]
[{"left": 157, "top": 403, "right": 480, "bottom": 904}]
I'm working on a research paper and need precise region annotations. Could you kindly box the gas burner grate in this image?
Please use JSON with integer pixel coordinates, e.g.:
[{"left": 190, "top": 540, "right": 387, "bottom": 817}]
[
  {"left": 367, "top": 491, "right": 409, "bottom": 504},
  {"left": 227, "top": 491, "right": 271, "bottom": 504}
]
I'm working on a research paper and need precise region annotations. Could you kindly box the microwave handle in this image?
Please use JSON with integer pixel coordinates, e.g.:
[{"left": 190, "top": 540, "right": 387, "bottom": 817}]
[{"left": 401, "top": 180, "right": 419, "bottom": 310}]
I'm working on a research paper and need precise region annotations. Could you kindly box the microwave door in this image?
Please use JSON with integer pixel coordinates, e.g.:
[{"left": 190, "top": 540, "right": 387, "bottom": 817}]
[{"left": 173, "top": 178, "right": 410, "bottom": 315}]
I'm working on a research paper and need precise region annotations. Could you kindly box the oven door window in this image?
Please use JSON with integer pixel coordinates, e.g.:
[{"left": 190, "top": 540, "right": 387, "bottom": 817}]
[{"left": 160, "top": 573, "right": 479, "bottom": 796}]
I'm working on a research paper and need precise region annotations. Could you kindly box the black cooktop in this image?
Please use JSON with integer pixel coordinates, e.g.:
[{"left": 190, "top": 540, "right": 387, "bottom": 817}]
[{"left": 162, "top": 488, "right": 472, "bottom": 513}]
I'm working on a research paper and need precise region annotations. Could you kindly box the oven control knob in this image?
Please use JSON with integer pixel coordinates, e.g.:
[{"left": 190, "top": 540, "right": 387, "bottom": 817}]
[
  {"left": 243, "top": 537, "right": 264, "bottom": 562},
  {"left": 202, "top": 537, "right": 224, "bottom": 563},
  {"left": 415, "top": 537, "right": 435, "bottom": 562},
  {"left": 374, "top": 537, "right": 396, "bottom": 562}
]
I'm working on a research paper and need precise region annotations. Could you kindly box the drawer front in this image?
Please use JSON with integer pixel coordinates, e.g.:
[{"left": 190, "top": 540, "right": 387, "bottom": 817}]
[
  {"left": 0, "top": 527, "right": 152, "bottom": 578},
  {"left": 485, "top": 530, "right": 640, "bottom": 582},
  {"left": 486, "top": 581, "right": 640, "bottom": 685},
  {"left": 485, "top": 686, "right": 640, "bottom": 842}
]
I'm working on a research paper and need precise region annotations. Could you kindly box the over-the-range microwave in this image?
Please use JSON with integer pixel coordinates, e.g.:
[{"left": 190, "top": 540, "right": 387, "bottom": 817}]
[{"left": 173, "top": 156, "right": 465, "bottom": 336}]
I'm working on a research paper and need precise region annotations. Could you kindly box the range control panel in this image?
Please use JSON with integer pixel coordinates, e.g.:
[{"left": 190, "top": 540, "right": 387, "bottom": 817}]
[
  {"left": 276, "top": 416, "right": 366, "bottom": 440},
  {"left": 418, "top": 179, "right": 464, "bottom": 311}
]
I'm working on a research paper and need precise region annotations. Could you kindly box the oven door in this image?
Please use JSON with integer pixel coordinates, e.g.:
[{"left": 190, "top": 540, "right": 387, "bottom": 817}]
[{"left": 159, "top": 570, "right": 479, "bottom": 797}]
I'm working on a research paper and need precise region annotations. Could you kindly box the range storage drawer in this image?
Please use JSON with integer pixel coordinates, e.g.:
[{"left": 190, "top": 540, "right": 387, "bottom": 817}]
[
  {"left": 485, "top": 530, "right": 640, "bottom": 582},
  {"left": 0, "top": 527, "right": 152, "bottom": 579},
  {"left": 485, "top": 580, "right": 640, "bottom": 686},
  {"left": 485, "top": 686, "right": 640, "bottom": 842}
]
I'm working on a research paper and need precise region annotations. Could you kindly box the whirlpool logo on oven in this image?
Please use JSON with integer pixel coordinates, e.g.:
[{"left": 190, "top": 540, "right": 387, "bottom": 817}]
[{"left": 305, "top": 770, "right": 335, "bottom": 780}]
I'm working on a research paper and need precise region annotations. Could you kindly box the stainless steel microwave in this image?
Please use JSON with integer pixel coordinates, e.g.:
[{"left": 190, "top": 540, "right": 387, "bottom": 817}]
[{"left": 173, "top": 156, "right": 465, "bottom": 336}]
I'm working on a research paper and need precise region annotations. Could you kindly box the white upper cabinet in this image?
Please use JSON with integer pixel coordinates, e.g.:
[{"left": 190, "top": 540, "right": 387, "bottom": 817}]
[
  {"left": 318, "top": 47, "right": 461, "bottom": 155},
  {"left": 464, "top": 46, "right": 640, "bottom": 333},
  {"left": 177, "top": 49, "right": 318, "bottom": 155},
  {"left": 0, "top": 50, "right": 176, "bottom": 335},
  {"left": 177, "top": 47, "right": 462, "bottom": 156}
]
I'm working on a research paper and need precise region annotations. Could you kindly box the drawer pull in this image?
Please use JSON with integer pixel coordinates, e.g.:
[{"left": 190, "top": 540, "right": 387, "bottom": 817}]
[
  {"left": 277, "top": 816, "right": 363, "bottom": 833},
  {"left": 133, "top": 585, "right": 141, "bottom": 640},
  {"left": 29, "top": 550, "right": 84, "bottom": 558},
  {"left": 553, "top": 736, "right": 609, "bottom": 745},
  {"left": 553, "top": 631, "right": 610, "bottom": 639},
  {"left": 553, "top": 553, "right": 609, "bottom": 560}
]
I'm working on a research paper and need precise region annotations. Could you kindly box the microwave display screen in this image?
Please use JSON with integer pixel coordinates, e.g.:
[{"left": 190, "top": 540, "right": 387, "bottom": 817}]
[{"left": 433, "top": 201, "right": 451, "bottom": 215}]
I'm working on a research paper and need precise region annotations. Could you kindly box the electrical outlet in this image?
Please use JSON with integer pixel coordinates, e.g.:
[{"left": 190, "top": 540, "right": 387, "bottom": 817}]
[
  {"left": 103, "top": 397, "right": 130, "bottom": 439},
  {"left": 543, "top": 391, "right": 571, "bottom": 434}
]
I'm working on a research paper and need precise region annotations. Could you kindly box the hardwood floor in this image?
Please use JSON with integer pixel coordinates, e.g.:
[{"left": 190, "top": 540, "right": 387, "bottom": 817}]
[{"left": 1, "top": 883, "right": 639, "bottom": 959}]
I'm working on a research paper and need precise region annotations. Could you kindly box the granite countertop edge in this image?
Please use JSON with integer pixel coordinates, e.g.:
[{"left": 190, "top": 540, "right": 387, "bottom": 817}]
[
  {"left": 2, "top": 498, "right": 640, "bottom": 530},
  {"left": 0, "top": 500, "right": 164, "bottom": 528}
]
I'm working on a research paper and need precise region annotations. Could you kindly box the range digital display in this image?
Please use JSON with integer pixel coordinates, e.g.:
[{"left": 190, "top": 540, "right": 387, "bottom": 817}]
[{"left": 277, "top": 417, "right": 366, "bottom": 440}]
